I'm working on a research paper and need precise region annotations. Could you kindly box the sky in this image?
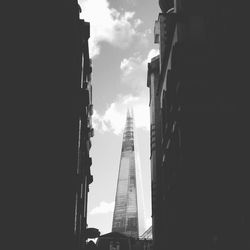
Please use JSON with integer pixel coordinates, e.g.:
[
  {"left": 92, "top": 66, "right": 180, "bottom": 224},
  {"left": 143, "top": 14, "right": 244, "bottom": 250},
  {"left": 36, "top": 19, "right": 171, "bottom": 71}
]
[{"left": 78, "top": 0, "right": 160, "bottom": 236}]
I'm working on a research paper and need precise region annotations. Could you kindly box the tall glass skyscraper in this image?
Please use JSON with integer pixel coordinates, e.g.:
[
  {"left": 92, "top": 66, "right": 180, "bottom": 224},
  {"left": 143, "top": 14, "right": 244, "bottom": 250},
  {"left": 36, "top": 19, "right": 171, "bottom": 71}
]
[{"left": 112, "top": 109, "right": 139, "bottom": 238}]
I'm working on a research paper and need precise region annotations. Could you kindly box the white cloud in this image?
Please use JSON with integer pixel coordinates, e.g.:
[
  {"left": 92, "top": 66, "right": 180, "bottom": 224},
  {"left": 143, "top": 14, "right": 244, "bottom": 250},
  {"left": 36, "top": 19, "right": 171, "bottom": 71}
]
[
  {"left": 90, "top": 201, "right": 115, "bottom": 215},
  {"left": 134, "top": 18, "right": 143, "bottom": 28},
  {"left": 92, "top": 48, "right": 158, "bottom": 135},
  {"left": 92, "top": 48, "right": 160, "bottom": 135},
  {"left": 145, "top": 48, "right": 159, "bottom": 63},
  {"left": 120, "top": 55, "right": 146, "bottom": 93},
  {"left": 119, "top": 48, "right": 159, "bottom": 92},
  {"left": 123, "top": 95, "right": 139, "bottom": 104},
  {"left": 93, "top": 94, "right": 150, "bottom": 135},
  {"left": 101, "top": 102, "right": 126, "bottom": 135},
  {"left": 120, "top": 58, "right": 133, "bottom": 76},
  {"left": 92, "top": 109, "right": 108, "bottom": 132},
  {"left": 79, "top": 0, "right": 144, "bottom": 57}
]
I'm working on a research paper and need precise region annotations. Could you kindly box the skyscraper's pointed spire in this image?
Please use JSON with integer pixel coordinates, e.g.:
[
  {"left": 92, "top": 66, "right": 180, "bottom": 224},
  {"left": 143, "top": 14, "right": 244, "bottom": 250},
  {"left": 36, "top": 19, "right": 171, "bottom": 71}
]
[
  {"left": 122, "top": 107, "right": 134, "bottom": 152},
  {"left": 131, "top": 107, "right": 134, "bottom": 118},
  {"left": 112, "top": 109, "right": 139, "bottom": 238},
  {"left": 127, "top": 108, "right": 131, "bottom": 118},
  {"left": 126, "top": 107, "right": 134, "bottom": 119}
]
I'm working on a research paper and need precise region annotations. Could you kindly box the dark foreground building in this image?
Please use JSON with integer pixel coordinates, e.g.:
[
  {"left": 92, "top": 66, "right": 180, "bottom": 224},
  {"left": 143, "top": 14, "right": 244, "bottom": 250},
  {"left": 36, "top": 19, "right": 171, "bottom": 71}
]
[
  {"left": 96, "top": 232, "right": 152, "bottom": 250},
  {"left": 4, "top": 1, "right": 94, "bottom": 250},
  {"left": 148, "top": 0, "right": 250, "bottom": 249},
  {"left": 140, "top": 226, "right": 153, "bottom": 250},
  {"left": 73, "top": 17, "right": 94, "bottom": 250},
  {"left": 97, "top": 232, "right": 135, "bottom": 250}
]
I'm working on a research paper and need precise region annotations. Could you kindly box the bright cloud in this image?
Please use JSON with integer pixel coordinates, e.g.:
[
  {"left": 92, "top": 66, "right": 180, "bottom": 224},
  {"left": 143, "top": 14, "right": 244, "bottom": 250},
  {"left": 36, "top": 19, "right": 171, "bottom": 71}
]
[
  {"left": 79, "top": 0, "right": 144, "bottom": 57},
  {"left": 119, "top": 48, "right": 159, "bottom": 92},
  {"left": 120, "top": 55, "right": 146, "bottom": 93},
  {"left": 93, "top": 94, "right": 150, "bottom": 135},
  {"left": 145, "top": 48, "right": 159, "bottom": 63},
  {"left": 90, "top": 201, "right": 115, "bottom": 215},
  {"left": 92, "top": 109, "right": 108, "bottom": 132},
  {"left": 120, "top": 56, "right": 142, "bottom": 76},
  {"left": 92, "top": 48, "right": 158, "bottom": 135}
]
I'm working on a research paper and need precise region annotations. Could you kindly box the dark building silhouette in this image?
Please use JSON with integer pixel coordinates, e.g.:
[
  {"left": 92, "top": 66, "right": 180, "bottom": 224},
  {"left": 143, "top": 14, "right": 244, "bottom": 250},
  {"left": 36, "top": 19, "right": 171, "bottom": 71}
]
[
  {"left": 96, "top": 232, "right": 135, "bottom": 250},
  {"left": 140, "top": 226, "right": 153, "bottom": 250},
  {"left": 73, "top": 16, "right": 94, "bottom": 250},
  {"left": 4, "top": 1, "right": 94, "bottom": 250},
  {"left": 96, "top": 231, "right": 152, "bottom": 250},
  {"left": 147, "top": 55, "right": 162, "bottom": 250},
  {"left": 148, "top": 0, "right": 250, "bottom": 250}
]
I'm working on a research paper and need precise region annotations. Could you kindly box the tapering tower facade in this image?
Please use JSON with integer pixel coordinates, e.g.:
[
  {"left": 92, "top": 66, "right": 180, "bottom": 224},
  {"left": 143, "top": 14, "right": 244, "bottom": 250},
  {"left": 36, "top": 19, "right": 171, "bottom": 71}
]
[{"left": 112, "top": 109, "right": 139, "bottom": 238}]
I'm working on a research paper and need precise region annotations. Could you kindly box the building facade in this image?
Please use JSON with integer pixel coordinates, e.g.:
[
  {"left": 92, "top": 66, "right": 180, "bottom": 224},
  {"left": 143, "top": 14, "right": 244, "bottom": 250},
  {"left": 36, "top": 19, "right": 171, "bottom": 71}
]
[
  {"left": 140, "top": 226, "right": 153, "bottom": 250},
  {"left": 5, "top": 1, "right": 95, "bottom": 250},
  {"left": 73, "top": 8, "right": 94, "bottom": 250},
  {"left": 148, "top": 0, "right": 249, "bottom": 249},
  {"left": 112, "top": 109, "right": 139, "bottom": 239},
  {"left": 147, "top": 56, "right": 163, "bottom": 250}
]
